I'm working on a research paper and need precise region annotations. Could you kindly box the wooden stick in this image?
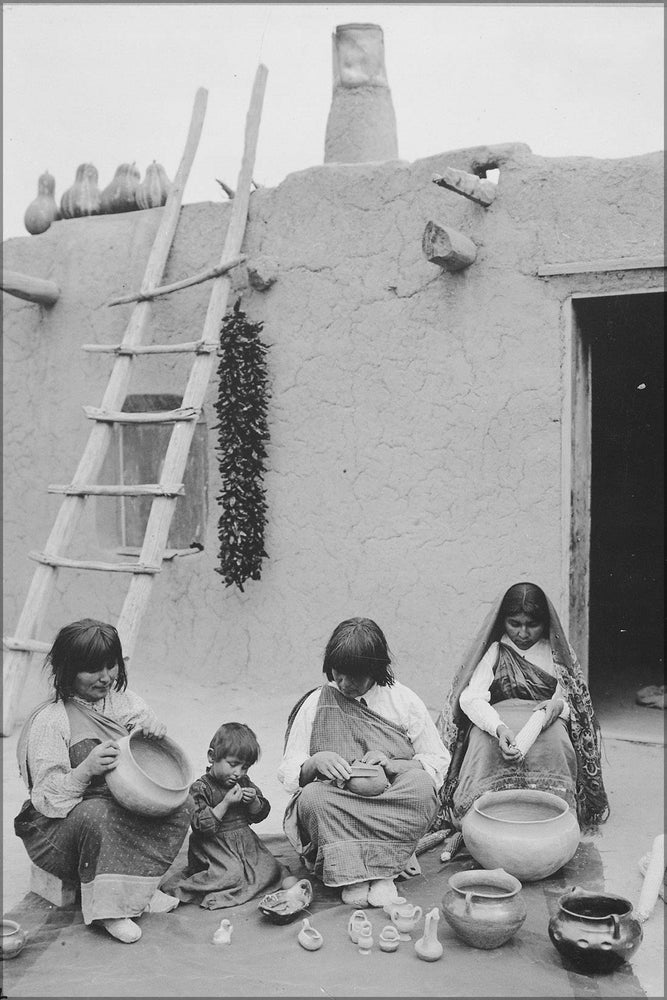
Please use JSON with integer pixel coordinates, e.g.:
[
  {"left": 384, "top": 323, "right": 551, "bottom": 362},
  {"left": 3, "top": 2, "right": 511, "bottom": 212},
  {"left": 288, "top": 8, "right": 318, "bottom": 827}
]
[
  {"left": 29, "top": 552, "right": 161, "bottom": 573},
  {"left": 1, "top": 269, "right": 60, "bottom": 307},
  {"left": 2, "top": 87, "right": 208, "bottom": 735},
  {"left": 2, "top": 637, "right": 52, "bottom": 653},
  {"left": 117, "top": 64, "right": 269, "bottom": 656},
  {"left": 48, "top": 483, "right": 184, "bottom": 497},
  {"left": 81, "top": 341, "right": 218, "bottom": 355},
  {"left": 107, "top": 255, "right": 246, "bottom": 306},
  {"left": 83, "top": 405, "right": 199, "bottom": 424},
  {"left": 432, "top": 169, "right": 497, "bottom": 207},
  {"left": 537, "top": 256, "right": 665, "bottom": 276}
]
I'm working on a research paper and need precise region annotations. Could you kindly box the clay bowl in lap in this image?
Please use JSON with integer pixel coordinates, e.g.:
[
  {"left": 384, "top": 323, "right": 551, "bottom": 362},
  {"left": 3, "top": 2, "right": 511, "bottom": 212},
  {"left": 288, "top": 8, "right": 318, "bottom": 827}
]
[
  {"left": 461, "top": 789, "right": 580, "bottom": 882},
  {"left": 344, "top": 761, "right": 389, "bottom": 797},
  {"left": 105, "top": 730, "right": 193, "bottom": 816}
]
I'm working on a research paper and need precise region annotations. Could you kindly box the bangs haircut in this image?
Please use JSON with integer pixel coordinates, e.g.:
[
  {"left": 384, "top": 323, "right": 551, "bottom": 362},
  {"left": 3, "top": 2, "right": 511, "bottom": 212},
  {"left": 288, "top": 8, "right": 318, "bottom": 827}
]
[
  {"left": 322, "top": 617, "right": 395, "bottom": 687},
  {"left": 209, "top": 722, "right": 261, "bottom": 765},
  {"left": 46, "top": 618, "right": 128, "bottom": 702}
]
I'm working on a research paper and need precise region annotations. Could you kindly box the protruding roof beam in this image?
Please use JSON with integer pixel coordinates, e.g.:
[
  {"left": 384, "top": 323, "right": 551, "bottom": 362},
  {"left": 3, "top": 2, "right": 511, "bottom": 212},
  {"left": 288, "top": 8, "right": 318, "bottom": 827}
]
[{"left": 422, "top": 221, "right": 478, "bottom": 272}]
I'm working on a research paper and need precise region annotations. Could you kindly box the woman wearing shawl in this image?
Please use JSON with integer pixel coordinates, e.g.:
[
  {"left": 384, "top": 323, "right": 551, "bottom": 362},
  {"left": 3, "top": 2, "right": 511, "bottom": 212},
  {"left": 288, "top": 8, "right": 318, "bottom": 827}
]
[
  {"left": 435, "top": 582, "right": 609, "bottom": 855},
  {"left": 14, "top": 619, "right": 191, "bottom": 943},
  {"left": 278, "top": 618, "right": 450, "bottom": 908}
]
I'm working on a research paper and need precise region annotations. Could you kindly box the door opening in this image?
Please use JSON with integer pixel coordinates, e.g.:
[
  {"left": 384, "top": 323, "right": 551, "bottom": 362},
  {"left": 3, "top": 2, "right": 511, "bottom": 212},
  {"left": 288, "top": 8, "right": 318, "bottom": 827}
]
[{"left": 572, "top": 292, "right": 664, "bottom": 728}]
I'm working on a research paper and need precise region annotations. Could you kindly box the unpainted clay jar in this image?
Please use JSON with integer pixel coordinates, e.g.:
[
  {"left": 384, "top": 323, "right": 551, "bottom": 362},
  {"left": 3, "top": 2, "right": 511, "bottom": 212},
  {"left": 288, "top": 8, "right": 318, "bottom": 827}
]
[{"left": 441, "top": 868, "right": 527, "bottom": 949}]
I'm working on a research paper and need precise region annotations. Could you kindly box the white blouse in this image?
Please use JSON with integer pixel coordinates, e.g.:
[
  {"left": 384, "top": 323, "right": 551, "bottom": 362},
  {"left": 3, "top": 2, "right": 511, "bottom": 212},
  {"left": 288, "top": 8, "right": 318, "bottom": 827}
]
[
  {"left": 458, "top": 635, "right": 570, "bottom": 738},
  {"left": 21, "top": 689, "right": 159, "bottom": 818},
  {"left": 278, "top": 679, "right": 451, "bottom": 795}
]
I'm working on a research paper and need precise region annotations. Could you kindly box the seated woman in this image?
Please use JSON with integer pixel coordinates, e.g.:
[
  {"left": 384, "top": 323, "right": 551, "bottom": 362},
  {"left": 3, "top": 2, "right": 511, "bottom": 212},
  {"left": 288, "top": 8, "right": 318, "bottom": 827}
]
[
  {"left": 278, "top": 617, "right": 450, "bottom": 908},
  {"left": 15, "top": 619, "right": 192, "bottom": 944},
  {"left": 435, "top": 582, "right": 609, "bottom": 852}
]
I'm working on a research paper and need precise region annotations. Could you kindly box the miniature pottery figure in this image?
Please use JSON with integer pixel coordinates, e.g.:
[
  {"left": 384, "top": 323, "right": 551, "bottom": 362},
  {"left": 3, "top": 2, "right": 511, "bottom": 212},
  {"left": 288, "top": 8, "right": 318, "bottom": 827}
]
[
  {"left": 387, "top": 902, "right": 422, "bottom": 941},
  {"left": 378, "top": 924, "right": 401, "bottom": 952},
  {"left": 348, "top": 909, "right": 373, "bottom": 943},
  {"left": 414, "top": 907, "right": 443, "bottom": 961},
  {"left": 297, "top": 918, "right": 324, "bottom": 951},
  {"left": 357, "top": 922, "right": 374, "bottom": 955},
  {"left": 1, "top": 920, "right": 26, "bottom": 960},
  {"left": 212, "top": 918, "right": 233, "bottom": 945}
]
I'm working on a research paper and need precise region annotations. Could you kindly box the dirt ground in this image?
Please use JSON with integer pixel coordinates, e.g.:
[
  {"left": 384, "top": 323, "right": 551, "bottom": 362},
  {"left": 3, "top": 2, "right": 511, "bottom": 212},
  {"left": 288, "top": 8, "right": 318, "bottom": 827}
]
[{"left": 2, "top": 676, "right": 664, "bottom": 997}]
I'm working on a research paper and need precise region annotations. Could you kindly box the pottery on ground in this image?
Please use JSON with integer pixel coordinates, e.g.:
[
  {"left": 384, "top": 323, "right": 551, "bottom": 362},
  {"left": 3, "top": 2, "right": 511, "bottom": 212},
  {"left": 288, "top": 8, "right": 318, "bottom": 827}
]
[
  {"left": 548, "top": 886, "right": 643, "bottom": 973},
  {"left": 259, "top": 879, "right": 313, "bottom": 924},
  {"left": 378, "top": 924, "right": 401, "bottom": 952},
  {"left": 298, "top": 917, "right": 324, "bottom": 951},
  {"left": 386, "top": 902, "right": 422, "bottom": 941},
  {"left": 441, "top": 867, "right": 527, "bottom": 949},
  {"left": 461, "top": 788, "right": 580, "bottom": 881},
  {"left": 414, "top": 907, "right": 443, "bottom": 961},
  {"left": 1, "top": 920, "right": 26, "bottom": 959},
  {"left": 105, "top": 730, "right": 193, "bottom": 816},
  {"left": 348, "top": 909, "right": 373, "bottom": 943}
]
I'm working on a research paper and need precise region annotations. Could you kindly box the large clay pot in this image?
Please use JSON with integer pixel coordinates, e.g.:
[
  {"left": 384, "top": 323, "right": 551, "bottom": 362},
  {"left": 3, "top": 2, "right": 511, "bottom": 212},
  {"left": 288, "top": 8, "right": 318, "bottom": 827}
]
[
  {"left": 462, "top": 789, "right": 580, "bottom": 881},
  {"left": 548, "top": 886, "right": 643, "bottom": 973},
  {"left": 105, "top": 731, "right": 192, "bottom": 816},
  {"left": 441, "top": 868, "right": 527, "bottom": 949}
]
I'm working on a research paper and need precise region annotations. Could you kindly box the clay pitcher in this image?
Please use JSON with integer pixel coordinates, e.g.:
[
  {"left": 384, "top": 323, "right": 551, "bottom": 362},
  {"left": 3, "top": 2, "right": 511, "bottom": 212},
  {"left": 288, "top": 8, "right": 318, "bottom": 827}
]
[
  {"left": 548, "top": 886, "right": 643, "bottom": 973},
  {"left": 414, "top": 907, "right": 443, "bottom": 961},
  {"left": 442, "top": 868, "right": 527, "bottom": 949}
]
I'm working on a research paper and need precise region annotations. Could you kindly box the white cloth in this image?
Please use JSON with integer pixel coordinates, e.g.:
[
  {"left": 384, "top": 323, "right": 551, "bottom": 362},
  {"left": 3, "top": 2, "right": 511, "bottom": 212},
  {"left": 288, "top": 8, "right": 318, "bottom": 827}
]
[
  {"left": 458, "top": 635, "right": 570, "bottom": 738},
  {"left": 277, "top": 680, "right": 450, "bottom": 795},
  {"left": 21, "top": 689, "right": 159, "bottom": 818}
]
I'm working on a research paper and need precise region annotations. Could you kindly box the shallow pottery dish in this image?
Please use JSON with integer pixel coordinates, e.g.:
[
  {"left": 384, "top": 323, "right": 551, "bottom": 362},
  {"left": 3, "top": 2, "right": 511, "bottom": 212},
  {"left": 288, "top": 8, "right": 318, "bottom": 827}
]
[
  {"left": 105, "top": 730, "right": 193, "bottom": 816},
  {"left": 258, "top": 879, "right": 313, "bottom": 924},
  {"left": 462, "top": 789, "right": 580, "bottom": 881}
]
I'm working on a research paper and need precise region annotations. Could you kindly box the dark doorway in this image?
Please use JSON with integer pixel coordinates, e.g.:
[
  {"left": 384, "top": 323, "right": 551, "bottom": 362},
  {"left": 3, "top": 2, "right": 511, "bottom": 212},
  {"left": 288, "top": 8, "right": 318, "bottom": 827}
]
[{"left": 574, "top": 292, "right": 664, "bottom": 729}]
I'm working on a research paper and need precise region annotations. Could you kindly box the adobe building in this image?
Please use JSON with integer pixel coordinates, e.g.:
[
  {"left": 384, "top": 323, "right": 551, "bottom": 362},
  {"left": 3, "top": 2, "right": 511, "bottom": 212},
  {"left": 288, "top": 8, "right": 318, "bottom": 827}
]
[{"left": 2, "top": 24, "right": 664, "bottom": 731}]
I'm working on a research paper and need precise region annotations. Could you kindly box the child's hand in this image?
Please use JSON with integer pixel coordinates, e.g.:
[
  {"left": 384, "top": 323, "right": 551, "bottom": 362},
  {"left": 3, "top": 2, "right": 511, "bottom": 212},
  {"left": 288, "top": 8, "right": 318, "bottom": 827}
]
[
  {"left": 240, "top": 786, "right": 257, "bottom": 805},
  {"left": 226, "top": 783, "right": 244, "bottom": 804}
]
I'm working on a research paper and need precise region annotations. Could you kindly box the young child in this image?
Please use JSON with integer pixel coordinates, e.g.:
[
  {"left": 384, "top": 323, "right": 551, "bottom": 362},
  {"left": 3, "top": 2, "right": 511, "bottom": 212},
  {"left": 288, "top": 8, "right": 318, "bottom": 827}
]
[{"left": 161, "top": 722, "right": 283, "bottom": 909}]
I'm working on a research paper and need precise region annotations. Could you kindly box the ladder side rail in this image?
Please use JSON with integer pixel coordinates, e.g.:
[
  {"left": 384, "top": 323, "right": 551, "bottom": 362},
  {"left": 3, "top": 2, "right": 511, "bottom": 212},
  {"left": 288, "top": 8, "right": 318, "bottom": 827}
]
[
  {"left": 2, "top": 88, "right": 208, "bottom": 736},
  {"left": 117, "top": 65, "right": 268, "bottom": 658}
]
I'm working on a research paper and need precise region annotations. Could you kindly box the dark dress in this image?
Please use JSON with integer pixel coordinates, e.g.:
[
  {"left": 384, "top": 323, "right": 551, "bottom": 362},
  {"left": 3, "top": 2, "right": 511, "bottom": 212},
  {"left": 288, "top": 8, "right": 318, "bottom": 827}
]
[{"left": 161, "top": 772, "right": 283, "bottom": 909}]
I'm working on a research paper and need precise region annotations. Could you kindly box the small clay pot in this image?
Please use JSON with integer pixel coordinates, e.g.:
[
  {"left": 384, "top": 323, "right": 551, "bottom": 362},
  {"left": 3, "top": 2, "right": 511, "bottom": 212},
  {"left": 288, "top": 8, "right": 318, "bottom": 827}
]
[
  {"left": 442, "top": 868, "right": 527, "bottom": 949},
  {"left": 1, "top": 920, "right": 26, "bottom": 960},
  {"left": 548, "top": 886, "right": 643, "bottom": 973},
  {"left": 344, "top": 761, "right": 389, "bottom": 797}
]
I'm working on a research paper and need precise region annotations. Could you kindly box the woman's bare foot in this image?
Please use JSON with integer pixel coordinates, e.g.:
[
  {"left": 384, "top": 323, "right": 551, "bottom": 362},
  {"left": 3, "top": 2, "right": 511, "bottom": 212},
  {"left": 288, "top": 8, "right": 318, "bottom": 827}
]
[{"left": 99, "top": 917, "right": 142, "bottom": 943}]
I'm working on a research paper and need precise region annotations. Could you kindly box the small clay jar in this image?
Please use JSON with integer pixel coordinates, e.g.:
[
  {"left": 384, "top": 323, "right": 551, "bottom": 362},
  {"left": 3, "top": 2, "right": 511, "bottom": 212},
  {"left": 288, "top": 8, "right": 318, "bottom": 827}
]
[
  {"left": 1, "top": 920, "right": 27, "bottom": 959},
  {"left": 442, "top": 868, "right": 527, "bottom": 949},
  {"left": 548, "top": 887, "right": 643, "bottom": 973}
]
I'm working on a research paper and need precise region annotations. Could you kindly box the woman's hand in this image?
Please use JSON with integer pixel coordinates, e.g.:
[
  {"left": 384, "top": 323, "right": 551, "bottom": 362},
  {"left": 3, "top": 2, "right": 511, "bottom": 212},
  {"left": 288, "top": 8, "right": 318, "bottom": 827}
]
[
  {"left": 311, "top": 751, "right": 352, "bottom": 782},
  {"left": 362, "top": 750, "right": 389, "bottom": 767},
  {"left": 77, "top": 740, "right": 120, "bottom": 780},
  {"left": 533, "top": 698, "right": 564, "bottom": 729},
  {"left": 383, "top": 758, "right": 421, "bottom": 778},
  {"left": 496, "top": 725, "right": 522, "bottom": 762},
  {"left": 136, "top": 719, "right": 167, "bottom": 739}
]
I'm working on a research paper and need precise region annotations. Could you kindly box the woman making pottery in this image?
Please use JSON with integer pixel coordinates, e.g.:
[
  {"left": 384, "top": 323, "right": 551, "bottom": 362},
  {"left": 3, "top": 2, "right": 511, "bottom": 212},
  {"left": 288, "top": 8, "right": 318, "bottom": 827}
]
[
  {"left": 435, "top": 582, "right": 609, "bottom": 855},
  {"left": 15, "top": 619, "right": 191, "bottom": 943},
  {"left": 278, "top": 617, "right": 450, "bottom": 908}
]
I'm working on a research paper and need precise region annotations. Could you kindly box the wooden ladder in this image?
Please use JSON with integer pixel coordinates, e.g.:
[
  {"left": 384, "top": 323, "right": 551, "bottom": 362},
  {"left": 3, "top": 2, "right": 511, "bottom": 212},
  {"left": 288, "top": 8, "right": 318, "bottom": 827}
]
[{"left": 2, "top": 66, "right": 268, "bottom": 735}]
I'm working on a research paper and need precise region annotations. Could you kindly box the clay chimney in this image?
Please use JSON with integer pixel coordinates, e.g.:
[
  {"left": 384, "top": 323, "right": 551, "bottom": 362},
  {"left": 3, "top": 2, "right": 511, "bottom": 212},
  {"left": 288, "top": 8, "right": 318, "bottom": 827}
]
[{"left": 324, "top": 23, "right": 399, "bottom": 164}]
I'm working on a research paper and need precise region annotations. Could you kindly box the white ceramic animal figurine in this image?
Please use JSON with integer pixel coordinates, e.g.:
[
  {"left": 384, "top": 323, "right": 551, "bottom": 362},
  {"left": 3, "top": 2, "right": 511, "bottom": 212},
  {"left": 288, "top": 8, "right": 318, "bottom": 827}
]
[
  {"left": 357, "top": 922, "right": 374, "bottom": 955},
  {"left": 297, "top": 917, "right": 324, "bottom": 951},
  {"left": 212, "top": 918, "right": 233, "bottom": 945}
]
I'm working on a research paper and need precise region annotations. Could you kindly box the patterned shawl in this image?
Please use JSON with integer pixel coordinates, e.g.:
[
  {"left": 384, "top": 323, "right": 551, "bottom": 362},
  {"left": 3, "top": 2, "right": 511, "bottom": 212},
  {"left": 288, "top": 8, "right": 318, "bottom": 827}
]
[{"left": 435, "top": 584, "right": 610, "bottom": 833}]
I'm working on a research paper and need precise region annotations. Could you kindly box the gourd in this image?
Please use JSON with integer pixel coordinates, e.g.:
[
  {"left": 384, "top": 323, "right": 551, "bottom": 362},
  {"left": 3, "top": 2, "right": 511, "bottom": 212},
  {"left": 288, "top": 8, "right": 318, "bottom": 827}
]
[
  {"left": 100, "top": 162, "right": 141, "bottom": 214},
  {"left": 60, "top": 163, "right": 102, "bottom": 218},
  {"left": 24, "top": 171, "right": 60, "bottom": 235},
  {"left": 135, "top": 161, "right": 172, "bottom": 210}
]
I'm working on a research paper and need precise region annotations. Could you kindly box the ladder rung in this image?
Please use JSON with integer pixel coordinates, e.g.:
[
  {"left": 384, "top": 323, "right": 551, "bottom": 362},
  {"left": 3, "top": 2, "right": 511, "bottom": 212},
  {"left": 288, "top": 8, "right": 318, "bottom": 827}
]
[
  {"left": 47, "top": 483, "right": 185, "bottom": 497},
  {"left": 81, "top": 341, "right": 218, "bottom": 355},
  {"left": 83, "top": 405, "right": 199, "bottom": 424},
  {"left": 3, "top": 636, "right": 52, "bottom": 653},
  {"left": 28, "top": 552, "right": 161, "bottom": 574}
]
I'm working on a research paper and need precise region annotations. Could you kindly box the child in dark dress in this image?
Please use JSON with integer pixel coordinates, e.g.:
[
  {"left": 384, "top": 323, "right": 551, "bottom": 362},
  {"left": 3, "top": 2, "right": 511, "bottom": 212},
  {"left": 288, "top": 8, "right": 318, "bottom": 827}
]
[{"left": 161, "top": 722, "right": 282, "bottom": 909}]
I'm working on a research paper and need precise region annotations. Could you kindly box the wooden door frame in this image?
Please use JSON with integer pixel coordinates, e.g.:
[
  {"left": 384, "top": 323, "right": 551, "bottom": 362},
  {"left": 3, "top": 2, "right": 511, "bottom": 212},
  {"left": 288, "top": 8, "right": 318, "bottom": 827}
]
[{"left": 562, "top": 287, "right": 661, "bottom": 681}]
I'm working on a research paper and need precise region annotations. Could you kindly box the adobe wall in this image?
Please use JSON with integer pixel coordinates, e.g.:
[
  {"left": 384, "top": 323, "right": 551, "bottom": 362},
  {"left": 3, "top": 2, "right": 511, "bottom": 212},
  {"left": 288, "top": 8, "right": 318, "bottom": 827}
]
[{"left": 3, "top": 143, "right": 664, "bottom": 720}]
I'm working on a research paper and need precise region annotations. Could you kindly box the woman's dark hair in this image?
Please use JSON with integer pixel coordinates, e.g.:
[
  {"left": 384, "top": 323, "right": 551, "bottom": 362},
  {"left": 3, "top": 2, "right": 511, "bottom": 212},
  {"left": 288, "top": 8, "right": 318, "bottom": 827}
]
[
  {"left": 498, "top": 582, "right": 549, "bottom": 628},
  {"left": 46, "top": 618, "right": 127, "bottom": 702},
  {"left": 209, "top": 722, "right": 261, "bottom": 765},
  {"left": 322, "top": 617, "right": 395, "bottom": 687}
]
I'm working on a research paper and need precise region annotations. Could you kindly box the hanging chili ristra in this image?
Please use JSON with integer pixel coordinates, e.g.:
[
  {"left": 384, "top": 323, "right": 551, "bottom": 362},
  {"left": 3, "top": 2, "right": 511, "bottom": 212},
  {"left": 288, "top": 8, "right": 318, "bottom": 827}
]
[{"left": 214, "top": 300, "right": 270, "bottom": 591}]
